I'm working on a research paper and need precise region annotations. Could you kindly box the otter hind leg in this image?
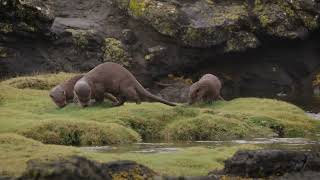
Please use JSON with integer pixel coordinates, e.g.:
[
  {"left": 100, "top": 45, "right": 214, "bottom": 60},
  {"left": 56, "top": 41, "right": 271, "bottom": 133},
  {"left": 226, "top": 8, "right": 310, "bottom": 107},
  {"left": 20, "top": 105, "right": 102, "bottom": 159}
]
[
  {"left": 104, "top": 93, "right": 118, "bottom": 103},
  {"left": 124, "top": 88, "right": 141, "bottom": 104}
]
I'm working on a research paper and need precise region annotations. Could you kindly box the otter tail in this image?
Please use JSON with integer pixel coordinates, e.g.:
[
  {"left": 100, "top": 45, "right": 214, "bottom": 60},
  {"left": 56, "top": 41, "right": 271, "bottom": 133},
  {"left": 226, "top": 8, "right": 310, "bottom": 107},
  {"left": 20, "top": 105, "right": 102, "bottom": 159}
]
[
  {"left": 218, "top": 95, "right": 225, "bottom": 101},
  {"left": 135, "top": 84, "right": 177, "bottom": 106},
  {"left": 145, "top": 91, "right": 177, "bottom": 106}
]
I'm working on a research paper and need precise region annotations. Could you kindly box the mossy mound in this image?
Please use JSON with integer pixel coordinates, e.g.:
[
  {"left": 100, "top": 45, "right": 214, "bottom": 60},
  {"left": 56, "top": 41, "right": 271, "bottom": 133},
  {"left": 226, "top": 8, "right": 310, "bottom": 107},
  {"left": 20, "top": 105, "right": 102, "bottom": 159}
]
[
  {"left": 0, "top": 73, "right": 319, "bottom": 143},
  {"left": 163, "top": 98, "right": 319, "bottom": 140},
  {"left": 0, "top": 133, "right": 79, "bottom": 176},
  {"left": 21, "top": 120, "right": 141, "bottom": 146},
  {"left": 2, "top": 73, "right": 80, "bottom": 90},
  {"left": 0, "top": 133, "right": 259, "bottom": 177}
]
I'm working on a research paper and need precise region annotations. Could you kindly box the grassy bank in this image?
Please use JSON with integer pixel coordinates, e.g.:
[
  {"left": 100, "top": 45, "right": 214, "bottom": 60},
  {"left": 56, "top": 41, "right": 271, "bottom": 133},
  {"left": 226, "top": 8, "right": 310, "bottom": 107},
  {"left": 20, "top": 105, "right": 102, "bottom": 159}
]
[
  {"left": 0, "top": 73, "right": 319, "bottom": 145},
  {"left": 0, "top": 73, "right": 319, "bottom": 177},
  {"left": 0, "top": 133, "right": 258, "bottom": 177}
]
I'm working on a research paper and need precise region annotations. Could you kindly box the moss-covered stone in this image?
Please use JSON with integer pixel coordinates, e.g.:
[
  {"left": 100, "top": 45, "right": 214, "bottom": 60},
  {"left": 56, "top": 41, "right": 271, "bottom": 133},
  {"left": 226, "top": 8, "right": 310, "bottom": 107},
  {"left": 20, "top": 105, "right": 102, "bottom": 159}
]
[
  {"left": 0, "top": 0, "right": 52, "bottom": 36},
  {"left": 0, "top": 47, "right": 8, "bottom": 58},
  {"left": 224, "top": 32, "right": 260, "bottom": 53},
  {"left": 66, "top": 29, "right": 92, "bottom": 49},
  {"left": 103, "top": 38, "right": 131, "bottom": 67},
  {"left": 0, "top": 23, "right": 14, "bottom": 34},
  {"left": 113, "top": 0, "right": 320, "bottom": 50}
]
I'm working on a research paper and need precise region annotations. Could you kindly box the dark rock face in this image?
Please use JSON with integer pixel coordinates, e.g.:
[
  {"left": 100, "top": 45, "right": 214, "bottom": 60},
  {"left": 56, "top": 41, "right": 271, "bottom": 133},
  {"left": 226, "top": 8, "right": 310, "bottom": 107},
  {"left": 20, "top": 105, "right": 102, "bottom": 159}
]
[
  {"left": 16, "top": 156, "right": 157, "bottom": 180},
  {"left": 223, "top": 149, "right": 320, "bottom": 178},
  {"left": 1, "top": 0, "right": 320, "bottom": 103},
  {"left": 1, "top": 150, "right": 320, "bottom": 180}
]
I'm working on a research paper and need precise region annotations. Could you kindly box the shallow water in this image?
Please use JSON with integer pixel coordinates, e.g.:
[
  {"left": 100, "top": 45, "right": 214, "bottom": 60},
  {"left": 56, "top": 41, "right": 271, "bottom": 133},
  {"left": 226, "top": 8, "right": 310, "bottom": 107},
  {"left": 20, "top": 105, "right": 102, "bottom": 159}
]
[{"left": 80, "top": 138, "right": 320, "bottom": 154}]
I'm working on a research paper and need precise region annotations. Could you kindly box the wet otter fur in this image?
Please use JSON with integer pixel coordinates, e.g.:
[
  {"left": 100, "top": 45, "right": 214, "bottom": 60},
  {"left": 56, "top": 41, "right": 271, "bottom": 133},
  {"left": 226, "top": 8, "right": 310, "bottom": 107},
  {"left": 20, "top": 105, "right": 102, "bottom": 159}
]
[
  {"left": 74, "top": 62, "right": 177, "bottom": 107},
  {"left": 188, "top": 74, "right": 224, "bottom": 105}
]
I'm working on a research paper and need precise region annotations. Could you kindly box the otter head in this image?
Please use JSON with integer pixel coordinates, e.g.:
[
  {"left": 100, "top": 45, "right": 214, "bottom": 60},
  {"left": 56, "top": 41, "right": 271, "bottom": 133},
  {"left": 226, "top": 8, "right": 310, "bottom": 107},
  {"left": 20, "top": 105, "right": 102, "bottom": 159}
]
[
  {"left": 49, "top": 85, "right": 67, "bottom": 108},
  {"left": 74, "top": 80, "right": 91, "bottom": 107},
  {"left": 188, "top": 83, "right": 200, "bottom": 105}
]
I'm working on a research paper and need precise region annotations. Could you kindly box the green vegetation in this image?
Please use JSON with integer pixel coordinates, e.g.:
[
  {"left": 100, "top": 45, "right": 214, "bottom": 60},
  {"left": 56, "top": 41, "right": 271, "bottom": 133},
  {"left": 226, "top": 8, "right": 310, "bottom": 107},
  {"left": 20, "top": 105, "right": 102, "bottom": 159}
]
[
  {"left": 66, "top": 29, "right": 92, "bottom": 49},
  {"left": 0, "top": 73, "right": 319, "bottom": 143},
  {"left": 128, "top": 0, "right": 146, "bottom": 18},
  {"left": 103, "top": 38, "right": 131, "bottom": 67},
  {"left": 2, "top": 72, "right": 79, "bottom": 90},
  {"left": 0, "top": 133, "right": 80, "bottom": 176},
  {"left": 0, "top": 133, "right": 259, "bottom": 177},
  {"left": 0, "top": 47, "right": 8, "bottom": 58},
  {"left": 21, "top": 120, "right": 141, "bottom": 146},
  {"left": 0, "top": 73, "right": 319, "bottom": 177}
]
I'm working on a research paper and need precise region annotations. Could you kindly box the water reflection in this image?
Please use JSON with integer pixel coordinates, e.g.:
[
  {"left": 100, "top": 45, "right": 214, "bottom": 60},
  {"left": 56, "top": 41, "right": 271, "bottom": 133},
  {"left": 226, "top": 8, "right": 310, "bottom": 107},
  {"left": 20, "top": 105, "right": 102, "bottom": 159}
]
[{"left": 80, "top": 138, "right": 320, "bottom": 154}]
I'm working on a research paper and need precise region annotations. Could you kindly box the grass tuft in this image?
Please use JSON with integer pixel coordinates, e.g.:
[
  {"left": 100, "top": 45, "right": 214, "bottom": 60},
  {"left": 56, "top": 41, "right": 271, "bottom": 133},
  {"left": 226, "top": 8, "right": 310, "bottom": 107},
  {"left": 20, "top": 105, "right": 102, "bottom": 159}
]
[
  {"left": 0, "top": 73, "right": 319, "bottom": 143},
  {"left": 21, "top": 120, "right": 141, "bottom": 146}
]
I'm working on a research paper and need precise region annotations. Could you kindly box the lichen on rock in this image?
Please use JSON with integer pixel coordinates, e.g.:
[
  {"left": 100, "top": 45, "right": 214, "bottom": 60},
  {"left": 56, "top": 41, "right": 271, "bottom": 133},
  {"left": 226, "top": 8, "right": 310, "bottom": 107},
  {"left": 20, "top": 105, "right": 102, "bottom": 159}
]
[
  {"left": 224, "top": 32, "right": 260, "bottom": 53},
  {"left": 0, "top": 47, "right": 8, "bottom": 58},
  {"left": 103, "top": 38, "right": 132, "bottom": 67},
  {"left": 113, "top": 0, "right": 320, "bottom": 50},
  {"left": 66, "top": 29, "right": 93, "bottom": 49}
]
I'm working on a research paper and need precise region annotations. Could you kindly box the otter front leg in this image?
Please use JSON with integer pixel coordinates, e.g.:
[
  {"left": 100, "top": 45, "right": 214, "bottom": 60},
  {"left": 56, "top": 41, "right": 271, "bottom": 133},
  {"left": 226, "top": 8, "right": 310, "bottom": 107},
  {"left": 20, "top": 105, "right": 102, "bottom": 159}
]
[
  {"left": 94, "top": 91, "right": 105, "bottom": 104},
  {"left": 112, "top": 95, "right": 126, "bottom": 106},
  {"left": 104, "top": 93, "right": 119, "bottom": 103}
]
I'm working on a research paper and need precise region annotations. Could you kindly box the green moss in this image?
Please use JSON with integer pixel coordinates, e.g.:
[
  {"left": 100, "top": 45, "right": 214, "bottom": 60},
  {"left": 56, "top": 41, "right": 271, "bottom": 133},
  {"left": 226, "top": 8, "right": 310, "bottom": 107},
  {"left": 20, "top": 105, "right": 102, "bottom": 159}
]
[
  {"left": 0, "top": 74, "right": 319, "bottom": 142},
  {"left": 21, "top": 120, "right": 141, "bottom": 146},
  {"left": 128, "top": 0, "right": 146, "bottom": 17},
  {"left": 66, "top": 29, "right": 92, "bottom": 49},
  {"left": 0, "top": 133, "right": 259, "bottom": 177},
  {"left": 103, "top": 38, "right": 131, "bottom": 67},
  {"left": 300, "top": 13, "right": 319, "bottom": 30},
  {"left": 224, "top": 32, "right": 259, "bottom": 52},
  {"left": 0, "top": 133, "right": 79, "bottom": 177},
  {"left": 0, "top": 23, "right": 13, "bottom": 34},
  {"left": 0, "top": 47, "right": 8, "bottom": 58},
  {"left": 2, "top": 72, "right": 80, "bottom": 90}
]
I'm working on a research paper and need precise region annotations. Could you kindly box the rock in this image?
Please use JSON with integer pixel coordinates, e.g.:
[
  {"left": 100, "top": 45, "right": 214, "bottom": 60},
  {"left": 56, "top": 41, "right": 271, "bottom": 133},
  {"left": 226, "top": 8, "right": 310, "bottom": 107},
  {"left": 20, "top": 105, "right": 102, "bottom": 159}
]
[
  {"left": 17, "top": 156, "right": 157, "bottom": 180},
  {"left": 114, "top": 0, "right": 320, "bottom": 48},
  {"left": 222, "top": 149, "right": 320, "bottom": 178},
  {"left": 145, "top": 45, "right": 167, "bottom": 62},
  {"left": 0, "top": 0, "right": 53, "bottom": 40},
  {"left": 1, "top": 0, "right": 320, "bottom": 103},
  {"left": 103, "top": 38, "right": 132, "bottom": 67},
  {"left": 121, "top": 29, "right": 137, "bottom": 45}
]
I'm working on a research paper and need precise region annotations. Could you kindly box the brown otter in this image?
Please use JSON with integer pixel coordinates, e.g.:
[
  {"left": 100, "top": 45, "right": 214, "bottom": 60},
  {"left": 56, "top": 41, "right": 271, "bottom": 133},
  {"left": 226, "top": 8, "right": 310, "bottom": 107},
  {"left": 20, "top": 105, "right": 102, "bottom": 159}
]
[
  {"left": 50, "top": 75, "right": 118, "bottom": 108},
  {"left": 49, "top": 74, "right": 84, "bottom": 108},
  {"left": 188, "top": 74, "right": 224, "bottom": 105},
  {"left": 74, "top": 62, "right": 177, "bottom": 107}
]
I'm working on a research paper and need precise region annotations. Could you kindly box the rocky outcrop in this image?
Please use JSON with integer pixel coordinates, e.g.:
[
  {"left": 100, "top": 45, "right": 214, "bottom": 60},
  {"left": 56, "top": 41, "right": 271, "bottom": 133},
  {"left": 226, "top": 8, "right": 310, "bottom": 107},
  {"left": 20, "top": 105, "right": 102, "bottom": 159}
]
[
  {"left": 17, "top": 156, "right": 157, "bottom": 180},
  {"left": 115, "top": 0, "right": 320, "bottom": 49},
  {"left": 222, "top": 149, "right": 320, "bottom": 178},
  {"left": 2, "top": 150, "right": 320, "bottom": 180},
  {"left": 1, "top": 0, "right": 320, "bottom": 103}
]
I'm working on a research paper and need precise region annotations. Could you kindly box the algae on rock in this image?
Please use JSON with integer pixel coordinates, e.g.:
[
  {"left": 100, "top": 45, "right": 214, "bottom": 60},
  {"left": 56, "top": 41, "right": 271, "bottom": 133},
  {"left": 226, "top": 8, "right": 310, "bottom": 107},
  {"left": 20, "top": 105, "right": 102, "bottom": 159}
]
[{"left": 103, "top": 38, "right": 132, "bottom": 67}]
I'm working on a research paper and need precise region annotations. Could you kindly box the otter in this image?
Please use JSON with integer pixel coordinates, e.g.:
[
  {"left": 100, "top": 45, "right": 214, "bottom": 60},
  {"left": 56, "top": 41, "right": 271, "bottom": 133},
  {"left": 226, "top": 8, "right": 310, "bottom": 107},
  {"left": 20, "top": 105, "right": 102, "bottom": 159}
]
[
  {"left": 49, "top": 74, "right": 84, "bottom": 108},
  {"left": 74, "top": 62, "right": 177, "bottom": 107},
  {"left": 188, "top": 74, "right": 224, "bottom": 105},
  {"left": 50, "top": 74, "right": 118, "bottom": 108}
]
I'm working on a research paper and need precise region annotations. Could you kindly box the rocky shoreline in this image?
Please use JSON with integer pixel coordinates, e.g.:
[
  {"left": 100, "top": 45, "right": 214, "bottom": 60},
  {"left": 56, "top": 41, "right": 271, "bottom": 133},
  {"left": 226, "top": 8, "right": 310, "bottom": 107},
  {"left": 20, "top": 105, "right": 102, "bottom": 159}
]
[{"left": 1, "top": 149, "right": 319, "bottom": 180}]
